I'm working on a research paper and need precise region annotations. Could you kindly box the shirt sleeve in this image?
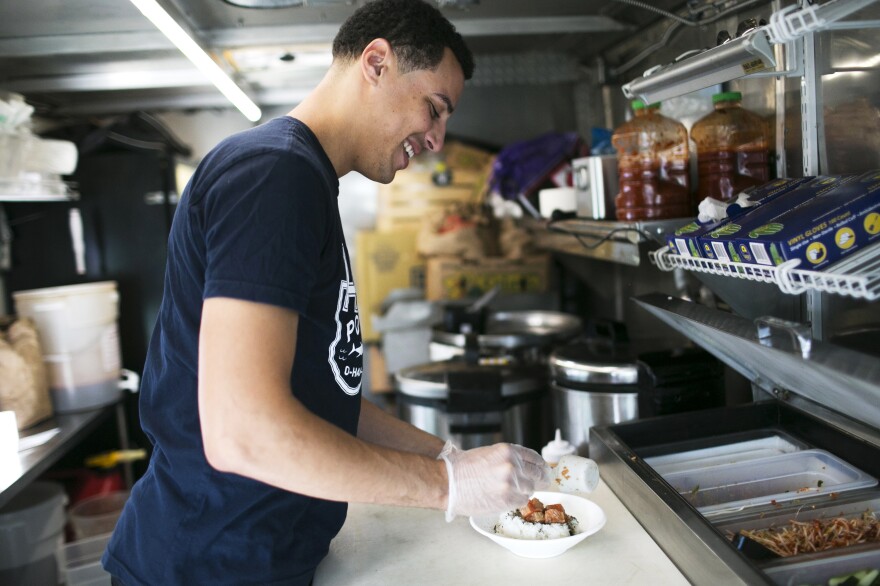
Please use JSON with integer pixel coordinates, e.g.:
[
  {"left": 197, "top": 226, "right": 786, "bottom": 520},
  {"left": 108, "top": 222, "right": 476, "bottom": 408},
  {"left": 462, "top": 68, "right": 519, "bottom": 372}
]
[{"left": 201, "top": 151, "right": 329, "bottom": 313}]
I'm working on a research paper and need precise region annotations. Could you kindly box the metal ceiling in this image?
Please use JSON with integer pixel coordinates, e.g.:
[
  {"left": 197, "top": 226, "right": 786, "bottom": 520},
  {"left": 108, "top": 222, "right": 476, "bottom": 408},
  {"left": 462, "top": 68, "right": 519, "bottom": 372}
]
[{"left": 0, "top": 0, "right": 687, "bottom": 118}]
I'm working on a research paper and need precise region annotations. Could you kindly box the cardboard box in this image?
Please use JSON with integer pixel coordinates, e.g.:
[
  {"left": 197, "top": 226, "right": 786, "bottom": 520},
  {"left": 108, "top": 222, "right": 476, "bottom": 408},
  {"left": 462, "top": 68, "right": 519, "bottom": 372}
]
[
  {"left": 354, "top": 230, "right": 425, "bottom": 342},
  {"left": 666, "top": 177, "right": 813, "bottom": 258},
  {"left": 377, "top": 183, "right": 477, "bottom": 232},
  {"left": 697, "top": 175, "right": 857, "bottom": 263},
  {"left": 367, "top": 344, "right": 393, "bottom": 394},
  {"left": 443, "top": 140, "right": 496, "bottom": 173},
  {"left": 376, "top": 167, "right": 488, "bottom": 232},
  {"left": 425, "top": 255, "right": 552, "bottom": 301},
  {"left": 740, "top": 170, "right": 880, "bottom": 270}
]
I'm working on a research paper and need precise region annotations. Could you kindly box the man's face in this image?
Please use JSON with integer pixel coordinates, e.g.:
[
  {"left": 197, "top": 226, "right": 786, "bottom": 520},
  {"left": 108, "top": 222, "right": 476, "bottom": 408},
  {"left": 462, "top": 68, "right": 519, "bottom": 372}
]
[{"left": 362, "top": 47, "right": 465, "bottom": 184}]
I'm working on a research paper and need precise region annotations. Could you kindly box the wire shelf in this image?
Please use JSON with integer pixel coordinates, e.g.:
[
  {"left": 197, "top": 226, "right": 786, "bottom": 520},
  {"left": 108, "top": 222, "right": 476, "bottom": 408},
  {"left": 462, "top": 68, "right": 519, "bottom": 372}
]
[{"left": 649, "top": 245, "right": 880, "bottom": 300}]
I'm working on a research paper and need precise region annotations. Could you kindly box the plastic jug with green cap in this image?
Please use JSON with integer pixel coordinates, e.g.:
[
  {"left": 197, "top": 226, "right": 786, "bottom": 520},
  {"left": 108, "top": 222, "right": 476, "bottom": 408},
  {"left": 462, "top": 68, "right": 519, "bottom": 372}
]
[
  {"left": 690, "top": 91, "right": 770, "bottom": 202},
  {"left": 611, "top": 100, "right": 691, "bottom": 221}
]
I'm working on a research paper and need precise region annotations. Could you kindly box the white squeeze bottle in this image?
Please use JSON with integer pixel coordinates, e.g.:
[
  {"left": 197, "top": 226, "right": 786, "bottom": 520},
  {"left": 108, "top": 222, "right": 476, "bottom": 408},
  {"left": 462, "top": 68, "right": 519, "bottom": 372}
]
[
  {"left": 541, "top": 428, "right": 576, "bottom": 464},
  {"left": 541, "top": 429, "right": 600, "bottom": 494}
]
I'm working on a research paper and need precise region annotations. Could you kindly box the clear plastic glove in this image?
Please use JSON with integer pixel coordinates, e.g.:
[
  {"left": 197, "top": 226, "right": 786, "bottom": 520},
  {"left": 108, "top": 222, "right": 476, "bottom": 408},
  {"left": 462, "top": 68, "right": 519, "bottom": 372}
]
[{"left": 437, "top": 440, "right": 551, "bottom": 522}]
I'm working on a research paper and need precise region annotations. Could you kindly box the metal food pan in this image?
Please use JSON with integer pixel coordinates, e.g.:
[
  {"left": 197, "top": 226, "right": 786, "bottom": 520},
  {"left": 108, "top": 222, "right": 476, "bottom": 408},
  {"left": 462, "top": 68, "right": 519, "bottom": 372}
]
[
  {"left": 645, "top": 433, "right": 809, "bottom": 476},
  {"left": 764, "top": 547, "right": 880, "bottom": 586},
  {"left": 716, "top": 492, "right": 880, "bottom": 561},
  {"left": 664, "top": 449, "right": 878, "bottom": 518}
]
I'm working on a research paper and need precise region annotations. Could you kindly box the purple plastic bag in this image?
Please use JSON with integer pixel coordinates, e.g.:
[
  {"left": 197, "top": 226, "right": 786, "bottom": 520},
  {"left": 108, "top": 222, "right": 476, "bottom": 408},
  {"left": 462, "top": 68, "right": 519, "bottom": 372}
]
[{"left": 489, "top": 132, "right": 585, "bottom": 201}]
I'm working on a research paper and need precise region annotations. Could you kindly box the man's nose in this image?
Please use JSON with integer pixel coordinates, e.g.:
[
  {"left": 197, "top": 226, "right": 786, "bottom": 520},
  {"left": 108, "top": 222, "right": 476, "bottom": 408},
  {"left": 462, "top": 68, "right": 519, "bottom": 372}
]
[{"left": 424, "top": 119, "right": 447, "bottom": 152}]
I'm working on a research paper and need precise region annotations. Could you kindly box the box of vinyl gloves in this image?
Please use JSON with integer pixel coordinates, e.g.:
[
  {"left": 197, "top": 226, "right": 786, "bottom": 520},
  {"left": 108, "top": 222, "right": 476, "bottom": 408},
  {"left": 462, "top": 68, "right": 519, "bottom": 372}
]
[
  {"left": 698, "top": 175, "right": 856, "bottom": 263},
  {"left": 736, "top": 170, "right": 880, "bottom": 270},
  {"left": 666, "top": 177, "right": 812, "bottom": 258}
]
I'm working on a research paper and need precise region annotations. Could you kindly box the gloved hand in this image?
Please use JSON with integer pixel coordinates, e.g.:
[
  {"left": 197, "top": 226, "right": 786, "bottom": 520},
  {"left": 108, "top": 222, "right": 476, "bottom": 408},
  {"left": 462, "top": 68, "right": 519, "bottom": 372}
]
[{"left": 437, "top": 440, "right": 551, "bottom": 522}]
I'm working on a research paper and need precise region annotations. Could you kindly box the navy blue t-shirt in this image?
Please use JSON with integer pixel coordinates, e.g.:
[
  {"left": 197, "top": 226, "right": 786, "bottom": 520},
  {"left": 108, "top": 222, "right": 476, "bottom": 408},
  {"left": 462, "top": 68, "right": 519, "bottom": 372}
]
[{"left": 103, "top": 117, "right": 363, "bottom": 585}]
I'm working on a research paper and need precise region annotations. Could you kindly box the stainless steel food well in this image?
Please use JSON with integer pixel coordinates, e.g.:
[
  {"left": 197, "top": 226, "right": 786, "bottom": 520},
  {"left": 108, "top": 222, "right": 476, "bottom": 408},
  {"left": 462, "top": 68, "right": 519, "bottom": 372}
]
[{"left": 590, "top": 294, "right": 880, "bottom": 586}]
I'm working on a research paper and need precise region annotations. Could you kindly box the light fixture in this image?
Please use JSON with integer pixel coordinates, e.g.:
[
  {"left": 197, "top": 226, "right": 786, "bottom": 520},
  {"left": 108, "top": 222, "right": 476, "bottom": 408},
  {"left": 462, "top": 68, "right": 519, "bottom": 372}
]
[
  {"left": 128, "top": 0, "right": 262, "bottom": 121},
  {"left": 622, "top": 29, "right": 776, "bottom": 104},
  {"left": 621, "top": 0, "right": 879, "bottom": 105}
]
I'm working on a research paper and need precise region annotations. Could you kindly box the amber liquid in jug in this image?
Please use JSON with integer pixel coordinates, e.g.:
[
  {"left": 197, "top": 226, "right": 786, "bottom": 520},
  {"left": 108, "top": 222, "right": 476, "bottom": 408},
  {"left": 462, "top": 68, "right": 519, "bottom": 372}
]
[
  {"left": 612, "top": 100, "right": 691, "bottom": 221},
  {"left": 691, "top": 91, "right": 770, "bottom": 202}
]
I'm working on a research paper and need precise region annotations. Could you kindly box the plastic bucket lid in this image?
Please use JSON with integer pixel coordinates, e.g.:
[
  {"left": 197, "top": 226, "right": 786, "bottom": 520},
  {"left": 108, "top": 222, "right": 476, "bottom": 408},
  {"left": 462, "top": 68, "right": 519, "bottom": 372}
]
[
  {"left": 12, "top": 281, "right": 117, "bottom": 300},
  {"left": 0, "top": 482, "right": 67, "bottom": 570},
  {"left": 12, "top": 281, "right": 120, "bottom": 358},
  {"left": 13, "top": 282, "right": 119, "bottom": 330}
]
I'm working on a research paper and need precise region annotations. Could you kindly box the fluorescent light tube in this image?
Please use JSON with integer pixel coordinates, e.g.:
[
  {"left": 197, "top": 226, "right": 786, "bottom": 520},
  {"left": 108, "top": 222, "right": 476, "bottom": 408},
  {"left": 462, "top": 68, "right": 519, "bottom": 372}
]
[
  {"left": 622, "top": 30, "right": 776, "bottom": 104},
  {"left": 129, "top": 0, "right": 262, "bottom": 121}
]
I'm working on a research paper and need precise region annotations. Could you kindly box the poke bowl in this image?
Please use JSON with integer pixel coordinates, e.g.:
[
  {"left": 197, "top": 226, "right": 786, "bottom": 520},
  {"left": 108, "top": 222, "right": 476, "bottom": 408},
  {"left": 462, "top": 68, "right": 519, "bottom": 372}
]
[{"left": 469, "top": 491, "right": 606, "bottom": 559}]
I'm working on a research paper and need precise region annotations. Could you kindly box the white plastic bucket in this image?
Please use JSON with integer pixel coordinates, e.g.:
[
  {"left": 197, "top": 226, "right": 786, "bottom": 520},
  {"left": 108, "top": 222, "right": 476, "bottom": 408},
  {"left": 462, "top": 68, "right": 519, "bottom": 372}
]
[
  {"left": 13, "top": 281, "right": 123, "bottom": 413},
  {"left": 0, "top": 482, "right": 68, "bottom": 585}
]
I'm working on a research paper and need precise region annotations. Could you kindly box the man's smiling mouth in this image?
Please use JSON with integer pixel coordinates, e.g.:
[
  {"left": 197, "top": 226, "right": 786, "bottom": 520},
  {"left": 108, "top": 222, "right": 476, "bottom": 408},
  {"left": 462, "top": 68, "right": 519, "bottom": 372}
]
[{"left": 404, "top": 139, "right": 415, "bottom": 159}]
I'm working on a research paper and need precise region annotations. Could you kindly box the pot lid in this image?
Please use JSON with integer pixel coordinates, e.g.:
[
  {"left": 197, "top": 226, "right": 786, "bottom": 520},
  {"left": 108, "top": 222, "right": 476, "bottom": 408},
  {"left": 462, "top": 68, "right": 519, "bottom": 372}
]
[
  {"left": 432, "top": 310, "right": 582, "bottom": 350},
  {"left": 395, "top": 360, "right": 545, "bottom": 400},
  {"left": 549, "top": 341, "right": 639, "bottom": 385}
]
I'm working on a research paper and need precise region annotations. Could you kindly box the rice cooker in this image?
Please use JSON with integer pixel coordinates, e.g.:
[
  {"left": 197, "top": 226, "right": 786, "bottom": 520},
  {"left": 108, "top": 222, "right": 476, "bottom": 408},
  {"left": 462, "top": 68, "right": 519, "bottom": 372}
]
[
  {"left": 430, "top": 310, "right": 583, "bottom": 365},
  {"left": 548, "top": 340, "right": 640, "bottom": 456},
  {"left": 395, "top": 360, "right": 549, "bottom": 451}
]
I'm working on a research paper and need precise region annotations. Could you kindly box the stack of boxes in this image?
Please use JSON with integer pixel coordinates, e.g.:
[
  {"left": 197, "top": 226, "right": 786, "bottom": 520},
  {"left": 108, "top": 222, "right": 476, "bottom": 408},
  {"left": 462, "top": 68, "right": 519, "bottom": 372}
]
[
  {"left": 356, "top": 142, "right": 562, "bottom": 391},
  {"left": 667, "top": 177, "right": 813, "bottom": 259},
  {"left": 354, "top": 142, "right": 494, "bottom": 344},
  {"left": 666, "top": 170, "right": 880, "bottom": 271}
]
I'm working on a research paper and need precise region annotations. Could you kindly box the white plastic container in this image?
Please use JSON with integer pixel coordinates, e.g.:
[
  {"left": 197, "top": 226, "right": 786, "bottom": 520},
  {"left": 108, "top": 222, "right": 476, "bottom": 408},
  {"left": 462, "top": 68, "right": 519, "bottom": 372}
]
[
  {"left": 63, "top": 531, "right": 112, "bottom": 586},
  {"left": 13, "top": 282, "right": 123, "bottom": 413},
  {"left": 553, "top": 454, "right": 600, "bottom": 494},
  {"left": 666, "top": 449, "right": 878, "bottom": 517},
  {"left": 645, "top": 434, "right": 807, "bottom": 475},
  {"left": 0, "top": 411, "right": 18, "bottom": 461},
  {"left": 0, "top": 481, "right": 67, "bottom": 585}
]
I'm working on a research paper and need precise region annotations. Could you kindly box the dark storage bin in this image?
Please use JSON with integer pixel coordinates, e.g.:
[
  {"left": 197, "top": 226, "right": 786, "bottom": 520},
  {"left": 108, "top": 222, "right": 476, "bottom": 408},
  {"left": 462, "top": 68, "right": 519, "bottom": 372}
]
[{"left": 637, "top": 348, "right": 725, "bottom": 417}]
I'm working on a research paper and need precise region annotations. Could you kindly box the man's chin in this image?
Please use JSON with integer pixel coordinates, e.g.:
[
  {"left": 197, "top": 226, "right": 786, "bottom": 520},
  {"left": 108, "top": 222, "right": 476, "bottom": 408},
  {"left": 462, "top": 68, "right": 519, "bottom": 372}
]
[{"left": 366, "top": 167, "right": 397, "bottom": 185}]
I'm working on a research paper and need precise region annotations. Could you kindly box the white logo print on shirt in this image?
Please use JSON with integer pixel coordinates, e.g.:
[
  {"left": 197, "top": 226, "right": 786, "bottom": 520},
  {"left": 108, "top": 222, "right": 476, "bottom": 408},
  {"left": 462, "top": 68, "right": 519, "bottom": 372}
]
[{"left": 328, "top": 244, "right": 362, "bottom": 395}]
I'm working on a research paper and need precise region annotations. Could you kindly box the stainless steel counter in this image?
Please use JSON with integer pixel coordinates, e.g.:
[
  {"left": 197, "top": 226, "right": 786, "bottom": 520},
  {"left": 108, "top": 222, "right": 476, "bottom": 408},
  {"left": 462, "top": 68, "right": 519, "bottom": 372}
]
[
  {"left": 313, "top": 480, "right": 690, "bottom": 585},
  {"left": 0, "top": 403, "right": 122, "bottom": 509}
]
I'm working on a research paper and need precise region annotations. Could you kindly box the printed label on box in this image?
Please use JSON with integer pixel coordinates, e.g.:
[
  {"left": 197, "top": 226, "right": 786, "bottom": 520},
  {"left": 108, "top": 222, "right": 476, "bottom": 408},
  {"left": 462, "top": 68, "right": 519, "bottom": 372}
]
[
  {"left": 711, "top": 242, "right": 730, "bottom": 262},
  {"left": 749, "top": 242, "right": 772, "bottom": 266},
  {"left": 674, "top": 238, "right": 689, "bottom": 256}
]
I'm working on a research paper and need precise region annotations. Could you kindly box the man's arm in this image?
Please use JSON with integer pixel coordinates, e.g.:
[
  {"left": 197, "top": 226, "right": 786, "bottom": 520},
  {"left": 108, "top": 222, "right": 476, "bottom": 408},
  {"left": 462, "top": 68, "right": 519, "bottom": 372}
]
[
  {"left": 357, "top": 398, "right": 446, "bottom": 458},
  {"left": 198, "top": 296, "right": 448, "bottom": 509}
]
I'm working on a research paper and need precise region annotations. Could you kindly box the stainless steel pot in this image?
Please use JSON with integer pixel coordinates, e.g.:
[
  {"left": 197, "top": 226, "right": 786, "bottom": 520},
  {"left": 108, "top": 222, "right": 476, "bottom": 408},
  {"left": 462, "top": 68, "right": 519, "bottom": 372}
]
[
  {"left": 395, "top": 360, "right": 548, "bottom": 450},
  {"left": 430, "top": 310, "right": 583, "bottom": 365},
  {"left": 548, "top": 341, "right": 640, "bottom": 456}
]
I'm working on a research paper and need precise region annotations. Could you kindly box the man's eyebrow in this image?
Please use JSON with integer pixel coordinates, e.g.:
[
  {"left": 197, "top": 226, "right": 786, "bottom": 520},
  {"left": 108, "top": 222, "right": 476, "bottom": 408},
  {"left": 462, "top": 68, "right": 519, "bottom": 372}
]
[{"left": 435, "top": 93, "right": 455, "bottom": 115}]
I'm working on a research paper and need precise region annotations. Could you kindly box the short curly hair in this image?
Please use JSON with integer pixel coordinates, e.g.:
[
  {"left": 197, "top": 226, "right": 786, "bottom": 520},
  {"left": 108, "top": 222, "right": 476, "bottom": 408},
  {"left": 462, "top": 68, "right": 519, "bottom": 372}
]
[{"left": 332, "top": 0, "right": 474, "bottom": 80}]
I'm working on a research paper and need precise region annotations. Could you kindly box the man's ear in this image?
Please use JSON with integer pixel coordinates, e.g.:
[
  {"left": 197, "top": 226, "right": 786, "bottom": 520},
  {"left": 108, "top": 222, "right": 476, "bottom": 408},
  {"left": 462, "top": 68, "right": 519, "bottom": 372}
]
[{"left": 361, "top": 38, "right": 394, "bottom": 86}]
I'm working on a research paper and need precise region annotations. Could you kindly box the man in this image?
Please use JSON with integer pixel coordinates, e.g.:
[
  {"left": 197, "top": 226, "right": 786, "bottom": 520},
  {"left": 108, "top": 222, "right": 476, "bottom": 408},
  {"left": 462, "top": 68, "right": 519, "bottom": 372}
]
[{"left": 103, "top": 1, "right": 548, "bottom": 584}]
